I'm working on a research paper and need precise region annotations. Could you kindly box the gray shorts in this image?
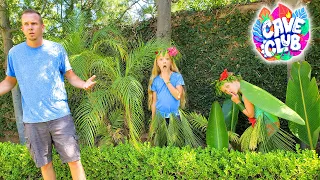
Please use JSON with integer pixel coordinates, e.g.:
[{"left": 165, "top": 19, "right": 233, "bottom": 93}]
[{"left": 24, "top": 115, "right": 80, "bottom": 168}]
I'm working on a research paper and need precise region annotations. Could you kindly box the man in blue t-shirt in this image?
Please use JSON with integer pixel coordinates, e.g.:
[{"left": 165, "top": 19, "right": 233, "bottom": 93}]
[{"left": 0, "top": 9, "right": 95, "bottom": 179}]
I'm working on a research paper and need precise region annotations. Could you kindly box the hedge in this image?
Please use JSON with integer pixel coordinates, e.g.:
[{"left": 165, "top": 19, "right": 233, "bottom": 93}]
[{"left": 0, "top": 142, "right": 319, "bottom": 179}]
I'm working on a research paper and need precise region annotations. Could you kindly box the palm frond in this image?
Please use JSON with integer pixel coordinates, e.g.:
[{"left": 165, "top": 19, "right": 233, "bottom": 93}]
[
  {"left": 258, "top": 117, "right": 296, "bottom": 152},
  {"left": 108, "top": 109, "right": 125, "bottom": 129},
  {"left": 149, "top": 113, "right": 168, "bottom": 146},
  {"left": 73, "top": 100, "right": 102, "bottom": 146},
  {"left": 73, "top": 90, "right": 118, "bottom": 146},
  {"left": 148, "top": 112, "right": 203, "bottom": 147},
  {"left": 91, "top": 26, "right": 128, "bottom": 60},
  {"left": 95, "top": 108, "right": 126, "bottom": 147},
  {"left": 249, "top": 117, "right": 262, "bottom": 151},
  {"left": 239, "top": 126, "right": 254, "bottom": 151},
  {"left": 240, "top": 114, "right": 296, "bottom": 152},
  {"left": 112, "top": 76, "right": 145, "bottom": 144},
  {"left": 187, "top": 112, "right": 208, "bottom": 132},
  {"left": 179, "top": 111, "right": 203, "bottom": 147},
  {"left": 228, "top": 131, "right": 240, "bottom": 144},
  {"left": 167, "top": 115, "right": 184, "bottom": 146},
  {"left": 61, "top": 13, "right": 89, "bottom": 55},
  {"left": 91, "top": 56, "right": 121, "bottom": 82},
  {"left": 69, "top": 50, "right": 97, "bottom": 79},
  {"left": 125, "top": 39, "right": 168, "bottom": 79}
]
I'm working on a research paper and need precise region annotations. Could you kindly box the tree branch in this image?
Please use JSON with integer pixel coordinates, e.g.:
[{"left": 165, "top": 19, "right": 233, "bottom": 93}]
[
  {"left": 40, "top": 0, "right": 48, "bottom": 15},
  {"left": 63, "top": 0, "right": 71, "bottom": 7},
  {"left": 118, "top": 0, "right": 140, "bottom": 21}
]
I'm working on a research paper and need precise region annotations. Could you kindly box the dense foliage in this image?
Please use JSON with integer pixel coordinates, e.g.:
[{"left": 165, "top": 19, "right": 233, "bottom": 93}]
[{"left": 0, "top": 142, "right": 319, "bottom": 179}]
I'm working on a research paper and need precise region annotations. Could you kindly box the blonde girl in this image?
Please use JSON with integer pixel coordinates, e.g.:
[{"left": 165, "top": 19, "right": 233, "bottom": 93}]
[{"left": 148, "top": 47, "right": 186, "bottom": 121}]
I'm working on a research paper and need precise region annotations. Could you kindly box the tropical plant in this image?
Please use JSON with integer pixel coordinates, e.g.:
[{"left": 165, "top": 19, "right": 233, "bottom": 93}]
[
  {"left": 148, "top": 110, "right": 203, "bottom": 147},
  {"left": 206, "top": 101, "right": 229, "bottom": 150},
  {"left": 239, "top": 113, "right": 296, "bottom": 152},
  {"left": 239, "top": 80, "right": 304, "bottom": 152},
  {"left": 188, "top": 100, "right": 239, "bottom": 148},
  {"left": 286, "top": 61, "right": 320, "bottom": 150},
  {"left": 61, "top": 14, "right": 168, "bottom": 146},
  {"left": 222, "top": 99, "right": 239, "bottom": 132}
]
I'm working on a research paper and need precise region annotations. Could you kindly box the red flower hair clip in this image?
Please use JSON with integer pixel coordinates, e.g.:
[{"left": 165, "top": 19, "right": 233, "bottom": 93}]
[
  {"left": 219, "top": 69, "right": 229, "bottom": 81},
  {"left": 167, "top": 47, "right": 179, "bottom": 57},
  {"left": 155, "top": 51, "right": 158, "bottom": 55}
]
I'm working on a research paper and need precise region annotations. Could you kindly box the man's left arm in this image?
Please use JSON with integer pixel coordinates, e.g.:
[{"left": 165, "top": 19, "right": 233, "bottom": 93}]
[{"left": 65, "top": 70, "right": 96, "bottom": 90}]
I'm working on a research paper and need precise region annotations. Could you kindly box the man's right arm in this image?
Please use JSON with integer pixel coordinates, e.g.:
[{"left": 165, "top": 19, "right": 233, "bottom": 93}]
[{"left": 0, "top": 76, "right": 17, "bottom": 96}]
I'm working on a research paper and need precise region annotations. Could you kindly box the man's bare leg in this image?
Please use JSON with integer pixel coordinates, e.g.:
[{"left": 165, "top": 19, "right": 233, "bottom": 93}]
[
  {"left": 41, "top": 162, "right": 56, "bottom": 180},
  {"left": 68, "top": 160, "right": 86, "bottom": 180}
]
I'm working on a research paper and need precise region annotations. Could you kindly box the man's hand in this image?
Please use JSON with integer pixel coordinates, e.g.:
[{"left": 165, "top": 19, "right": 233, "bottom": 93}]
[{"left": 83, "top": 75, "right": 97, "bottom": 90}]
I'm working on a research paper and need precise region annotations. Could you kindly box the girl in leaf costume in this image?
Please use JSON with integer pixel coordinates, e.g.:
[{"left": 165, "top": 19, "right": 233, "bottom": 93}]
[
  {"left": 147, "top": 47, "right": 201, "bottom": 147},
  {"left": 216, "top": 69, "right": 295, "bottom": 152}
]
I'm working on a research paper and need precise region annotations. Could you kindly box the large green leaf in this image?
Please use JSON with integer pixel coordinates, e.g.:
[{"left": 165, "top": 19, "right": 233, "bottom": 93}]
[
  {"left": 222, "top": 99, "right": 239, "bottom": 132},
  {"left": 206, "top": 101, "right": 229, "bottom": 149},
  {"left": 286, "top": 61, "right": 320, "bottom": 149},
  {"left": 240, "top": 80, "right": 305, "bottom": 125}
]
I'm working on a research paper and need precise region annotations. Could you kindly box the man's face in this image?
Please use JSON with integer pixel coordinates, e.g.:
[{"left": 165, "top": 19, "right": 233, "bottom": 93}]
[{"left": 21, "top": 13, "right": 44, "bottom": 41}]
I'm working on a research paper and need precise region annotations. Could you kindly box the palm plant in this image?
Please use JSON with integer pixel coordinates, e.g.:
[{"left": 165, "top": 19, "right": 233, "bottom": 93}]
[{"left": 60, "top": 14, "right": 168, "bottom": 146}]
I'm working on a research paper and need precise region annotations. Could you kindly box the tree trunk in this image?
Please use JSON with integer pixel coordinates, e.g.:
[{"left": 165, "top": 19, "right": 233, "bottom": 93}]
[
  {"left": 0, "top": 0, "right": 25, "bottom": 144},
  {"left": 156, "top": 0, "right": 171, "bottom": 41}
]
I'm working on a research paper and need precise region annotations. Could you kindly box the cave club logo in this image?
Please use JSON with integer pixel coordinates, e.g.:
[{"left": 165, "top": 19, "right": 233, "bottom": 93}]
[{"left": 252, "top": 4, "right": 310, "bottom": 62}]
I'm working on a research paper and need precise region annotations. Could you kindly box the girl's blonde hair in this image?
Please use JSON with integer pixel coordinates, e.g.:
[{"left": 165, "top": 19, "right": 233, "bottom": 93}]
[{"left": 148, "top": 52, "right": 186, "bottom": 110}]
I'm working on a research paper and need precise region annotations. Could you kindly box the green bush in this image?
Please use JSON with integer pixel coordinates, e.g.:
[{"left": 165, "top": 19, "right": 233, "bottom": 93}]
[
  {"left": 0, "top": 62, "right": 15, "bottom": 137},
  {"left": 0, "top": 142, "right": 319, "bottom": 179}
]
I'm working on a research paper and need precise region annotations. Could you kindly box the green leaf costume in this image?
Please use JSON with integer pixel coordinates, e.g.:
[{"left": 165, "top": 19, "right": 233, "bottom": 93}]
[{"left": 238, "top": 80, "right": 302, "bottom": 152}]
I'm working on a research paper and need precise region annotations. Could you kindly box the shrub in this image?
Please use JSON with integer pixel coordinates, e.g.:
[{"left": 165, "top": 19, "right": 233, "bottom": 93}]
[{"left": 0, "top": 142, "right": 319, "bottom": 179}]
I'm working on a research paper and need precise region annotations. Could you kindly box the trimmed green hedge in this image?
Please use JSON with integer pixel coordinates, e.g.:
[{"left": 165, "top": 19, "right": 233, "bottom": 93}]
[{"left": 0, "top": 142, "right": 319, "bottom": 179}]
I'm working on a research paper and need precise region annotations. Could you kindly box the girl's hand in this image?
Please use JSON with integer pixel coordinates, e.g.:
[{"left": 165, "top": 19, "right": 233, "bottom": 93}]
[
  {"left": 230, "top": 92, "right": 241, "bottom": 104},
  {"left": 161, "top": 72, "right": 171, "bottom": 83}
]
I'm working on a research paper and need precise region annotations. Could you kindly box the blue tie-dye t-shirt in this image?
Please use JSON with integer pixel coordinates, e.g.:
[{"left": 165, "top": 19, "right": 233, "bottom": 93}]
[
  {"left": 6, "top": 40, "right": 72, "bottom": 123},
  {"left": 151, "top": 72, "right": 185, "bottom": 118}
]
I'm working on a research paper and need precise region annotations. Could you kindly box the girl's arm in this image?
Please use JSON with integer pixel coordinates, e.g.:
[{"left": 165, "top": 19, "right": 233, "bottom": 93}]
[
  {"left": 242, "top": 95, "right": 255, "bottom": 118},
  {"left": 151, "top": 91, "right": 157, "bottom": 120},
  {"left": 166, "top": 83, "right": 183, "bottom": 100},
  {"left": 231, "top": 93, "right": 254, "bottom": 118}
]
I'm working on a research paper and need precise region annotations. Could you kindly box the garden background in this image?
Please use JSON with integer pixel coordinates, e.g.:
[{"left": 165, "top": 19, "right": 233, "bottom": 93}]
[{"left": 0, "top": 0, "right": 319, "bottom": 179}]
